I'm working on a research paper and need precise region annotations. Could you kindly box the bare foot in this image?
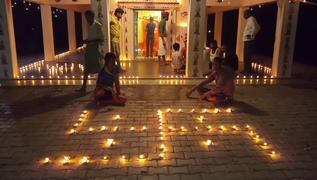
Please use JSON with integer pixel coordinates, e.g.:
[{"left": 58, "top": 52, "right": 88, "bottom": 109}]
[{"left": 75, "top": 88, "right": 86, "bottom": 93}]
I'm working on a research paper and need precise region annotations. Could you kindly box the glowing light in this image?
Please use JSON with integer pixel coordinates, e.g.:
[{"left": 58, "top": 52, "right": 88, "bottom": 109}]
[
  {"left": 180, "top": 23, "right": 187, "bottom": 27},
  {"left": 220, "top": 126, "right": 224, "bottom": 130},
  {"left": 233, "top": 125, "right": 236, "bottom": 129},
  {"left": 167, "top": 108, "right": 171, "bottom": 112},
  {"left": 228, "top": 108, "right": 231, "bottom": 112},
  {"left": 246, "top": 125, "right": 250, "bottom": 128},
  {"left": 264, "top": 142, "right": 267, "bottom": 146},
  {"left": 74, "top": 123, "right": 78, "bottom": 127},
  {"left": 159, "top": 126, "right": 163, "bottom": 129},
  {"left": 195, "top": 126, "right": 198, "bottom": 130},
  {"left": 159, "top": 153, "right": 164, "bottom": 158},
  {"left": 157, "top": 110, "right": 161, "bottom": 113},
  {"left": 160, "top": 137, "right": 163, "bottom": 140},
  {"left": 160, "top": 132, "right": 163, "bottom": 135},
  {"left": 250, "top": 131, "right": 253, "bottom": 133},
  {"left": 79, "top": 118, "right": 83, "bottom": 121},
  {"left": 143, "top": 126, "right": 147, "bottom": 130},
  {"left": 64, "top": 156, "right": 69, "bottom": 164},
  {"left": 256, "top": 135, "right": 259, "bottom": 138},
  {"left": 181, "top": 126, "right": 184, "bottom": 130},
  {"left": 192, "top": 109, "right": 195, "bottom": 112},
  {"left": 122, "top": 155, "right": 126, "bottom": 159},
  {"left": 206, "top": 140, "right": 213, "bottom": 146},
  {"left": 89, "top": 127, "right": 93, "bottom": 131},
  {"left": 131, "top": 127, "right": 135, "bottom": 130},
  {"left": 104, "top": 156, "right": 109, "bottom": 160},
  {"left": 139, "top": 155, "right": 144, "bottom": 159},
  {"left": 70, "top": 129, "right": 75, "bottom": 133},
  {"left": 101, "top": 126, "right": 106, "bottom": 130},
  {"left": 83, "top": 110, "right": 87, "bottom": 114},
  {"left": 159, "top": 119, "right": 162, "bottom": 122},
  {"left": 116, "top": 115, "right": 120, "bottom": 119},
  {"left": 169, "top": 126, "right": 173, "bottom": 130},
  {"left": 107, "top": 139, "right": 114, "bottom": 145},
  {"left": 179, "top": 109, "right": 181, "bottom": 112},
  {"left": 114, "top": 127, "right": 119, "bottom": 131},
  {"left": 204, "top": 109, "right": 207, "bottom": 112},
  {"left": 83, "top": 156, "right": 88, "bottom": 163},
  {"left": 45, "top": 157, "right": 50, "bottom": 163},
  {"left": 160, "top": 144, "right": 165, "bottom": 149},
  {"left": 214, "top": 109, "right": 219, "bottom": 113},
  {"left": 272, "top": 151, "right": 275, "bottom": 155},
  {"left": 208, "top": 126, "right": 212, "bottom": 130},
  {"left": 80, "top": 114, "right": 85, "bottom": 117}
]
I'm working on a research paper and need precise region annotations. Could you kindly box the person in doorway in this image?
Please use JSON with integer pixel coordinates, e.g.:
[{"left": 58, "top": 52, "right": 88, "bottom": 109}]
[
  {"left": 146, "top": 17, "right": 156, "bottom": 57},
  {"left": 241, "top": 9, "right": 261, "bottom": 74},
  {"left": 110, "top": 8, "right": 125, "bottom": 72},
  {"left": 76, "top": 10, "right": 105, "bottom": 92},
  {"left": 207, "top": 40, "right": 221, "bottom": 69},
  {"left": 171, "top": 43, "right": 184, "bottom": 73},
  {"left": 186, "top": 57, "right": 234, "bottom": 106},
  {"left": 220, "top": 45, "right": 239, "bottom": 74},
  {"left": 158, "top": 12, "right": 169, "bottom": 65},
  {"left": 180, "top": 40, "right": 187, "bottom": 70},
  {"left": 94, "top": 53, "right": 126, "bottom": 106}
]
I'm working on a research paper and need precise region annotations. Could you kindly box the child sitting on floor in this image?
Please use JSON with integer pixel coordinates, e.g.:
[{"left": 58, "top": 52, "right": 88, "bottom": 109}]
[{"left": 171, "top": 43, "right": 185, "bottom": 73}]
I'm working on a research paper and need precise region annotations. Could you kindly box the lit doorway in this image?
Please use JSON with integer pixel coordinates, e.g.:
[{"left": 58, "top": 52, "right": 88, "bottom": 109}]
[{"left": 133, "top": 10, "right": 163, "bottom": 59}]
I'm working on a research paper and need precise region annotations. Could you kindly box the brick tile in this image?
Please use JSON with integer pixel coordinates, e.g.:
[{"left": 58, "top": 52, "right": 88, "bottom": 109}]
[
  {"left": 2, "top": 171, "right": 25, "bottom": 179},
  {"left": 176, "top": 159, "right": 196, "bottom": 166},
  {"left": 132, "top": 142, "right": 148, "bottom": 147},
  {"left": 139, "top": 147, "right": 157, "bottom": 153},
  {"left": 43, "top": 170, "right": 66, "bottom": 178},
  {"left": 263, "top": 170, "right": 286, "bottom": 179},
  {"left": 98, "top": 160, "right": 119, "bottom": 169},
  {"left": 181, "top": 141, "right": 198, "bottom": 146},
  {"left": 118, "top": 160, "right": 139, "bottom": 167},
  {"left": 267, "top": 163, "right": 290, "bottom": 170},
  {"left": 221, "top": 172, "right": 245, "bottom": 180},
  {"left": 283, "top": 170, "right": 307, "bottom": 179},
  {"left": 228, "top": 164, "right": 250, "bottom": 172},
  {"left": 188, "top": 165, "right": 210, "bottom": 173},
  {"left": 64, "top": 169, "right": 87, "bottom": 178},
  {"left": 148, "top": 167, "right": 168, "bottom": 174},
  {"left": 128, "top": 167, "right": 148, "bottom": 175},
  {"left": 158, "top": 159, "right": 177, "bottom": 167},
  {"left": 202, "top": 151, "right": 222, "bottom": 158},
  {"left": 166, "top": 152, "right": 184, "bottom": 159},
  {"left": 138, "top": 174, "right": 159, "bottom": 180},
  {"left": 159, "top": 174, "right": 180, "bottom": 180},
  {"left": 121, "top": 147, "right": 139, "bottom": 154},
  {"left": 243, "top": 172, "right": 266, "bottom": 180},
  {"left": 251, "top": 156, "right": 272, "bottom": 163},
  {"left": 247, "top": 163, "right": 270, "bottom": 171},
  {"left": 285, "top": 162, "right": 309, "bottom": 169},
  {"left": 139, "top": 160, "right": 158, "bottom": 167},
  {"left": 168, "top": 166, "right": 189, "bottom": 174},
  {"left": 214, "top": 157, "right": 234, "bottom": 165},
  {"left": 23, "top": 171, "right": 45, "bottom": 179},
  {"left": 180, "top": 174, "right": 202, "bottom": 180},
  {"left": 196, "top": 158, "right": 217, "bottom": 165},
  {"left": 0, "top": 165, "right": 21, "bottom": 171},
  {"left": 174, "top": 146, "right": 191, "bottom": 152},
  {"left": 200, "top": 172, "right": 224, "bottom": 180},
  {"left": 86, "top": 169, "right": 107, "bottom": 178},
  {"left": 208, "top": 165, "right": 230, "bottom": 173},
  {"left": 184, "top": 152, "right": 203, "bottom": 159},
  {"left": 303, "top": 170, "right": 317, "bottom": 178},
  {"left": 116, "top": 175, "right": 137, "bottom": 180},
  {"left": 106, "top": 167, "right": 128, "bottom": 177}
]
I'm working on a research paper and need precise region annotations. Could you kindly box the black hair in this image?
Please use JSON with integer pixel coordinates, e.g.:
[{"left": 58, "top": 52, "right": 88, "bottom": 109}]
[
  {"left": 104, "top": 53, "right": 116, "bottom": 64},
  {"left": 210, "top": 40, "right": 218, "bottom": 46},
  {"left": 115, "top": 8, "right": 124, "bottom": 16},
  {"left": 85, "top": 10, "right": 95, "bottom": 16},
  {"left": 173, "top": 43, "right": 180, "bottom": 51},
  {"left": 213, "top": 57, "right": 223, "bottom": 64},
  {"left": 245, "top": 9, "right": 252, "bottom": 15}
]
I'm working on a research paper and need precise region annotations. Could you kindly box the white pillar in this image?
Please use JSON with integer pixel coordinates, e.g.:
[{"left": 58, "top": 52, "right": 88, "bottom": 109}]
[
  {"left": 40, "top": 4, "right": 55, "bottom": 61},
  {"left": 0, "top": 0, "right": 18, "bottom": 78},
  {"left": 236, "top": 7, "right": 248, "bottom": 62},
  {"left": 91, "top": 0, "right": 109, "bottom": 56},
  {"left": 272, "top": 0, "right": 299, "bottom": 78},
  {"left": 214, "top": 11, "right": 223, "bottom": 45},
  {"left": 67, "top": 10, "right": 76, "bottom": 52},
  {"left": 82, "top": 12, "right": 87, "bottom": 40},
  {"left": 186, "top": 0, "right": 206, "bottom": 77}
]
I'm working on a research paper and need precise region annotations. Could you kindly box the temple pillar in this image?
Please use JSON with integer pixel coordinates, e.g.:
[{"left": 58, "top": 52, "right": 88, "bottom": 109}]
[
  {"left": 186, "top": 0, "right": 206, "bottom": 77},
  {"left": 41, "top": 4, "right": 55, "bottom": 61},
  {"left": 235, "top": 7, "right": 248, "bottom": 62},
  {"left": 214, "top": 11, "right": 223, "bottom": 45},
  {"left": 272, "top": 0, "right": 299, "bottom": 78},
  {"left": 0, "top": 0, "right": 18, "bottom": 78},
  {"left": 82, "top": 12, "right": 87, "bottom": 40},
  {"left": 90, "top": 0, "right": 109, "bottom": 55},
  {"left": 67, "top": 10, "right": 76, "bottom": 52}
]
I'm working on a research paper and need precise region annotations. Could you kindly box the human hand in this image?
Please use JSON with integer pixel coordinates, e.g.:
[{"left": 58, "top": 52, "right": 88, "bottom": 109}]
[
  {"left": 186, "top": 90, "right": 193, "bottom": 98},
  {"left": 111, "top": 90, "right": 118, "bottom": 99},
  {"left": 197, "top": 92, "right": 210, "bottom": 103}
]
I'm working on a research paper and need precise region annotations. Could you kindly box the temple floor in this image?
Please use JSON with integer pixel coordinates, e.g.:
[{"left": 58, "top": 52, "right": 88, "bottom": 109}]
[{"left": 17, "top": 51, "right": 272, "bottom": 80}]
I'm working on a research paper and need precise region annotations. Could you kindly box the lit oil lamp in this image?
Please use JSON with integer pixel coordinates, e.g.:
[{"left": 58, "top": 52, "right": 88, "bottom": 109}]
[
  {"left": 264, "top": 142, "right": 267, "bottom": 146},
  {"left": 227, "top": 108, "right": 231, "bottom": 112},
  {"left": 83, "top": 110, "right": 87, "bottom": 114},
  {"left": 74, "top": 123, "right": 78, "bottom": 127},
  {"left": 167, "top": 108, "right": 171, "bottom": 112},
  {"left": 178, "top": 109, "right": 181, "bottom": 112},
  {"left": 246, "top": 125, "right": 250, "bottom": 129},
  {"left": 139, "top": 155, "right": 144, "bottom": 159},
  {"left": 82, "top": 156, "right": 89, "bottom": 163},
  {"left": 180, "top": 126, "right": 184, "bottom": 130},
  {"left": 122, "top": 155, "right": 127, "bottom": 159},
  {"left": 107, "top": 139, "right": 114, "bottom": 146},
  {"left": 131, "top": 127, "right": 135, "bottom": 131},
  {"left": 80, "top": 114, "right": 85, "bottom": 117},
  {"left": 64, "top": 156, "right": 70, "bottom": 164},
  {"left": 159, "top": 153, "right": 164, "bottom": 158},
  {"left": 104, "top": 156, "right": 109, "bottom": 160},
  {"left": 194, "top": 126, "right": 198, "bottom": 130},
  {"left": 169, "top": 126, "right": 173, "bottom": 131},
  {"left": 233, "top": 125, "right": 236, "bottom": 130},
  {"left": 114, "top": 127, "right": 119, "bottom": 131},
  {"left": 89, "top": 127, "right": 93, "bottom": 131},
  {"left": 70, "top": 129, "right": 75, "bottom": 133},
  {"left": 204, "top": 109, "right": 207, "bottom": 113},
  {"left": 101, "top": 126, "right": 106, "bottom": 130},
  {"left": 271, "top": 151, "right": 275, "bottom": 155},
  {"left": 160, "top": 144, "right": 165, "bottom": 150},
  {"left": 200, "top": 116, "right": 204, "bottom": 121},
  {"left": 45, "top": 157, "right": 50, "bottom": 163},
  {"left": 206, "top": 140, "right": 214, "bottom": 146},
  {"left": 207, "top": 126, "right": 212, "bottom": 130},
  {"left": 214, "top": 109, "right": 219, "bottom": 113},
  {"left": 160, "top": 137, "right": 163, "bottom": 140},
  {"left": 143, "top": 126, "right": 147, "bottom": 130},
  {"left": 220, "top": 126, "right": 224, "bottom": 130},
  {"left": 115, "top": 115, "right": 120, "bottom": 119},
  {"left": 192, "top": 109, "right": 195, "bottom": 112}
]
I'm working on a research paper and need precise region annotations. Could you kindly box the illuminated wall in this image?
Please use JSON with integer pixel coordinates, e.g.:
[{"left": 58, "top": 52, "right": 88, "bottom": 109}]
[{"left": 137, "top": 10, "right": 161, "bottom": 43}]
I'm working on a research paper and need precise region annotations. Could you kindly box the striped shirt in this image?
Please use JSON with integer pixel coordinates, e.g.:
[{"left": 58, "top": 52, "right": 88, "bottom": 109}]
[{"left": 110, "top": 16, "right": 121, "bottom": 43}]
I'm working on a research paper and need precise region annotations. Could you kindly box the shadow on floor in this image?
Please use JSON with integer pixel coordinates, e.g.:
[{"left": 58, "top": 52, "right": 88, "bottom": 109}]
[{"left": 216, "top": 100, "right": 268, "bottom": 116}]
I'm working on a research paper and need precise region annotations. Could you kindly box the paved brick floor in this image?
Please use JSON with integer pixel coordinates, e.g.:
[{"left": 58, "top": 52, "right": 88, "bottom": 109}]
[{"left": 0, "top": 85, "right": 317, "bottom": 180}]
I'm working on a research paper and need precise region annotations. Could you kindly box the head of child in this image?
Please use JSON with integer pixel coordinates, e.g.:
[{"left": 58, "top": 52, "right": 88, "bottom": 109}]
[
  {"left": 115, "top": 8, "right": 124, "bottom": 19},
  {"left": 173, "top": 43, "right": 180, "bottom": 52},
  {"left": 104, "top": 53, "right": 116, "bottom": 70}
]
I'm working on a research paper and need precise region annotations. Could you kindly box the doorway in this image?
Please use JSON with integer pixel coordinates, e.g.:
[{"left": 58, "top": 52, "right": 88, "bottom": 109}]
[{"left": 133, "top": 10, "right": 163, "bottom": 58}]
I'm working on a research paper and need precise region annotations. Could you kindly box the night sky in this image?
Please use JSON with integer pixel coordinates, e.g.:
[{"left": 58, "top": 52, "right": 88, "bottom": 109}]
[{"left": 10, "top": 0, "right": 317, "bottom": 66}]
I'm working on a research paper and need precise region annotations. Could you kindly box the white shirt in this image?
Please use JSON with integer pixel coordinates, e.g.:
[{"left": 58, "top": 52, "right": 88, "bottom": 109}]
[
  {"left": 87, "top": 20, "right": 105, "bottom": 43},
  {"left": 243, "top": 16, "right": 261, "bottom": 41},
  {"left": 209, "top": 48, "right": 218, "bottom": 62}
]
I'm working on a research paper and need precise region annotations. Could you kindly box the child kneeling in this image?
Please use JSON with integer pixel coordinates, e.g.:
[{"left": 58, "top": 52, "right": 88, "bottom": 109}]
[
  {"left": 94, "top": 53, "right": 126, "bottom": 106},
  {"left": 171, "top": 43, "right": 185, "bottom": 73}
]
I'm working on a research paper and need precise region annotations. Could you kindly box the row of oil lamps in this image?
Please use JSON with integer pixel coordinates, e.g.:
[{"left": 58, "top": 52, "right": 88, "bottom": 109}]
[{"left": 61, "top": 109, "right": 276, "bottom": 164}]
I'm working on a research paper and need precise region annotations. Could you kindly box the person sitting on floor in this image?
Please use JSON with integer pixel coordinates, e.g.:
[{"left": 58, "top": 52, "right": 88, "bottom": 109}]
[
  {"left": 220, "top": 45, "right": 239, "bottom": 74},
  {"left": 171, "top": 43, "right": 185, "bottom": 73},
  {"left": 94, "top": 53, "right": 126, "bottom": 106},
  {"left": 186, "top": 57, "right": 234, "bottom": 105}
]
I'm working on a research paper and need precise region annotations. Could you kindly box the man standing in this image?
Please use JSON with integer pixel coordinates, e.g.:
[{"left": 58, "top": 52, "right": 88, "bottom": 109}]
[
  {"left": 76, "top": 10, "right": 105, "bottom": 92},
  {"left": 146, "top": 17, "right": 155, "bottom": 57},
  {"left": 241, "top": 10, "right": 261, "bottom": 74},
  {"left": 158, "top": 12, "right": 169, "bottom": 65},
  {"left": 110, "top": 8, "right": 125, "bottom": 72}
]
